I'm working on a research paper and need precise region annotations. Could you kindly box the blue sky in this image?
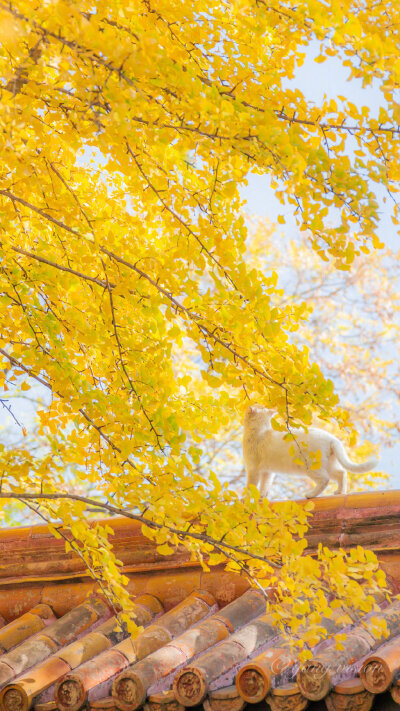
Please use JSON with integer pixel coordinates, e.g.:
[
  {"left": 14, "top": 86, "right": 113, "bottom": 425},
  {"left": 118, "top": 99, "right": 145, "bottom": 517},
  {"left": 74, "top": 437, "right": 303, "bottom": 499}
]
[
  {"left": 242, "top": 41, "right": 398, "bottom": 247},
  {"left": 240, "top": 43, "right": 400, "bottom": 486}
]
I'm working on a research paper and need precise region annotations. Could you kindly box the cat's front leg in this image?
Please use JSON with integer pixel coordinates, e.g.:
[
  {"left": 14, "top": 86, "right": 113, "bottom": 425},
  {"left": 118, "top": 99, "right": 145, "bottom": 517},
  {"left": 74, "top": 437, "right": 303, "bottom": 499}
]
[
  {"left": 246, "top": 467, "right": 261, "bottom": 491},
  {"left": 259, "top": 471, "right": 275, "bottom": 499}
]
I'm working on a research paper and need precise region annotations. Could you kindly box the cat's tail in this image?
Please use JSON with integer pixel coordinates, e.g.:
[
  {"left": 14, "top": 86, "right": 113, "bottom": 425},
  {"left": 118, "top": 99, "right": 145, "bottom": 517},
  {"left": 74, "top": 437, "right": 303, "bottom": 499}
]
[{"left": 331, "top": 439, "right": 378, "bottom": 473}]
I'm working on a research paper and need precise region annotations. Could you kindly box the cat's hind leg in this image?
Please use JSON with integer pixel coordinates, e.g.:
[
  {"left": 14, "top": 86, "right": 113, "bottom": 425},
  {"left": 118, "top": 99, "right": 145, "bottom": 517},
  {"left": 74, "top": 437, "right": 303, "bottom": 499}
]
[
  {"left": 259, "top": 471, "right": 275, "bottom": 499},
  {"left": 331, "top": 466, "right": 347, "bottom": 495},
  {"left": 306, "top": 473, "right": 330, "bottom": 498},
  {"left": 328, "top": 452, "right": 348, "bottom": 494}
]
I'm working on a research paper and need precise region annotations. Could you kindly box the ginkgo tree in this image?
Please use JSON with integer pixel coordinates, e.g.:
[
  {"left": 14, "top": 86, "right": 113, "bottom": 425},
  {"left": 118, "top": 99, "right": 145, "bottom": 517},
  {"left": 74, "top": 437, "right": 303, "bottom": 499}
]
[{"left": 0, "top": 0, "right": 398, "bottom": 644}]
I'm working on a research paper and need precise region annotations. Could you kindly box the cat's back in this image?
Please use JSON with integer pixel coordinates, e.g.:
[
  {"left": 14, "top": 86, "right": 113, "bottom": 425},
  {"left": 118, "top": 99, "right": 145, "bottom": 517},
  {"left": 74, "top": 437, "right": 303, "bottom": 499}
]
[{"left": 301, "top": 425, "right": 335, "bottom": 447}]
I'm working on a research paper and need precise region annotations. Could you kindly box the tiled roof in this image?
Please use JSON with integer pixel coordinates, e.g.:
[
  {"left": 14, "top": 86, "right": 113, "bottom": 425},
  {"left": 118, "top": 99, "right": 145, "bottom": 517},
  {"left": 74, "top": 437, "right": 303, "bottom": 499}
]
[
  {"left": 0, "top": 491, "right": 400, "bottom": 711},
  {"left": 0, "top": 586, "right": 399, "bottom": 711}
]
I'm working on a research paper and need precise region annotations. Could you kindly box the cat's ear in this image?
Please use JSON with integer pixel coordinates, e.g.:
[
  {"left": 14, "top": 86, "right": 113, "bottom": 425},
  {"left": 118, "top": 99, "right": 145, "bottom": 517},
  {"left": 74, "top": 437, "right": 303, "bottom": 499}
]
[
  {"left": 245, "top": 404, "right": 271, "bottom": 416},
  {"left": 245, "top": 405, "right": 262, "bottom": 417}
]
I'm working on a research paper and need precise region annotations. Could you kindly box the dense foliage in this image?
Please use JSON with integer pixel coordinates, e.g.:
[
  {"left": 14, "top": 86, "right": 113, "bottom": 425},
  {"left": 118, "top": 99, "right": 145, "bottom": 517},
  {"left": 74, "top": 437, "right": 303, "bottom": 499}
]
[{"left": 0, "top": 0, "right": 398, "bottom": 645}]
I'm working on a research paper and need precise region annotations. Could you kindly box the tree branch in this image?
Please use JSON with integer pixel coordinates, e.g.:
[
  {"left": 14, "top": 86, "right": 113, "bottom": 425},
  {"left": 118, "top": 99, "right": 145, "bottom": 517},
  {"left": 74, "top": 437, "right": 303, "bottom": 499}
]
[
  {"left": 125, "top": 143, "right": 238, "bottom": 291},
  {"left": 102, "top": 262, "right": 164, "bottom": 451},
  {"left": 0, "top": 491, "right": 282, "bottom": 569},
  {"left": 13, "top": 246, "right": 108, "bottom": 289},
  {"left": 0, "top": 347, "right": 142, "bottom": 475}
]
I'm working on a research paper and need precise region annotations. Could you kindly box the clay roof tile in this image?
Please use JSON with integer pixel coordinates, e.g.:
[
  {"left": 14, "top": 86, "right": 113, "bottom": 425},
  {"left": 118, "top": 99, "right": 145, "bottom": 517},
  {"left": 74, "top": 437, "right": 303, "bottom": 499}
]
[{"left": 0, "top": 491, "right": 399, "bottom": 711}]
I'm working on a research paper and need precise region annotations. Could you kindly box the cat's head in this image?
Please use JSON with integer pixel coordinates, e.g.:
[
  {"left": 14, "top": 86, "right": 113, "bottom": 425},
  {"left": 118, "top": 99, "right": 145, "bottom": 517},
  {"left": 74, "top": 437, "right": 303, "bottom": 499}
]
[{"left": 244, "top": 404, "right": 274, "bottom": 421}]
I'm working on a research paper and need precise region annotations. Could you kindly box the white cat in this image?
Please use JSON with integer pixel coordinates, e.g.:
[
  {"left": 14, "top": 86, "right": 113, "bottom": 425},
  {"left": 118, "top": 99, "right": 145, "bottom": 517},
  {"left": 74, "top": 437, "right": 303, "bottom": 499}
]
[{"left": 243, "top": 405, "right": 378, "bottom": 498}]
